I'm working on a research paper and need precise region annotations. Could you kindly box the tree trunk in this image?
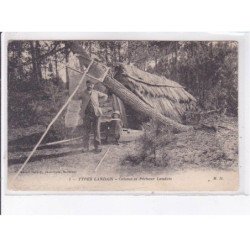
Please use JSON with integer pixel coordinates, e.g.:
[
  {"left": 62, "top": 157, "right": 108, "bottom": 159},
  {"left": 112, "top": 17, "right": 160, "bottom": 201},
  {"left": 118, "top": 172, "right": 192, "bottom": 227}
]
[
  {"left": 70, "top": 42, "right": 192, "bottom": 131},
  {"left": 105, "top": 42, "right": 108, "bottom": 65},
  {"left": 55, "top": 52, "right": 59, "bottom": 79},
  {"left": 103, "top": 76, "right": 191, "bottom": 131},
  {"left": 29, "top": 41, "right": 42, "bottom": 85},
  {"left": 174, "top": 42, "right": 179, "bottom": 82},
  {"left": 117, "top": 42, "right": 121, "bottom": 62},
  {"left": 16, "top": 41, "right": 23, "bottom": 81},
  {"left": 65, "top": 50, "right": 70, "bottom": 90},
  {"left": 89, "top": 41, "right": 92, "bottom": 57},
  {"left": 35, "top": 41, "right": 42, "bottom": 81}
]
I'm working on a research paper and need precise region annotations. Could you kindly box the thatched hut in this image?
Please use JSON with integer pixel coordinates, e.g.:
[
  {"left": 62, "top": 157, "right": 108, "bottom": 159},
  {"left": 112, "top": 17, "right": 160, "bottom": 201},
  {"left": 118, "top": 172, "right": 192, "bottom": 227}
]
[
  {"left": 113, "top": 64, "right": 196, "bottom": 127},
  {"left": 67, "top": 61, "right": 196, "bottom": 130}
]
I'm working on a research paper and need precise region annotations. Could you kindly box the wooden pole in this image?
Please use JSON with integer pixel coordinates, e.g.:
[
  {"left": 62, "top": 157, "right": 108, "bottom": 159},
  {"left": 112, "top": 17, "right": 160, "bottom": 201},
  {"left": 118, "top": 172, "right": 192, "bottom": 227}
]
[
  {"left": 39, "top": 136, "right": 84, "bottom": 147},
  {"left": 10, "top": 59, "right": 94, "bottom": 184},
  {"left": 94, "top": 147, "right": 110, "bottom": 172}
]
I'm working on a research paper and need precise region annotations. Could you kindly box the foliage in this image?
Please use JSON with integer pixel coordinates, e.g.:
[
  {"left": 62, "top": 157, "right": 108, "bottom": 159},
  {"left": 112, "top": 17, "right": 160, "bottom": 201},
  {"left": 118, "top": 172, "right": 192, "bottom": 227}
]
[
  {"left": 8, "top": 40, "right": 238, "bottom": 130},
  {"left": 154, "top": 41, "right": 238, "bottom": 115},
  {"left": 122, "top": 113, "right": 238, "bottom": 170},
  {"left": 122, "top": 120, "right": 176, "bottom": 167}
]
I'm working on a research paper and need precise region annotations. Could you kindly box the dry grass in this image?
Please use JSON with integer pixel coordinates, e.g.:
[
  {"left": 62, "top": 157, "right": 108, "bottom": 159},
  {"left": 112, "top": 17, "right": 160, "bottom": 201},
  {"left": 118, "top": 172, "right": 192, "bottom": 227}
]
[
  {"left": 122, "top": 115, "right": 238, "bottom": 171},
  {"left": 115, "top": 64, "right": 196, "bottom": 121}
]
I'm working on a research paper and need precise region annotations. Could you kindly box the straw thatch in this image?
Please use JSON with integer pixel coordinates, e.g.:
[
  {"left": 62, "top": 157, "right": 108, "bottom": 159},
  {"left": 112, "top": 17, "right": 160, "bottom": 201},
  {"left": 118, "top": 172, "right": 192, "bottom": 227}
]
[{"left": 114, "top": 64, "right": 196, "bottom": 121}]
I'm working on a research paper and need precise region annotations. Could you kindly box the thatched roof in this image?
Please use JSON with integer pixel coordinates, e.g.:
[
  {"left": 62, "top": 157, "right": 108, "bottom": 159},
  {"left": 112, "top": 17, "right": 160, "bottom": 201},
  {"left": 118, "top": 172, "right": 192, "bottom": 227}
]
[{"left": 114, "top": 64, "right": 196, "bottom": 121}]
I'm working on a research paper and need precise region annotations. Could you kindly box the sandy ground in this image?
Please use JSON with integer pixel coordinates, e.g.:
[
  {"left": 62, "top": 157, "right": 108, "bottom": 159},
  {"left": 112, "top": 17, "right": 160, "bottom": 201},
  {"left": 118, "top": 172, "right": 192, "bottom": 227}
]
[
  {"left": 8, "top": 141, "right": 238, "bottom": 192},
  {"left": 7, "top": 115, "right": 239, "bottom": 192}
]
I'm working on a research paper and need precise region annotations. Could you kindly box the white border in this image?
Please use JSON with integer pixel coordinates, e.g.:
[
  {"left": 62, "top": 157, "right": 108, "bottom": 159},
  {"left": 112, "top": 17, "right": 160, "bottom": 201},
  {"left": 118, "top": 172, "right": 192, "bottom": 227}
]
[{"left": 2, "top": 32, "right": 250, "bottom": 214}]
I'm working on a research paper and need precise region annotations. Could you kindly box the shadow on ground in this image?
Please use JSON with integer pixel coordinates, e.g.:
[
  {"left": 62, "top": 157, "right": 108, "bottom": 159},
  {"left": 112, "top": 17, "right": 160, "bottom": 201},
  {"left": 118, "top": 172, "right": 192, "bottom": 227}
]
[{"left": 8, "top": 148, "right": 86, "bottom": 165}]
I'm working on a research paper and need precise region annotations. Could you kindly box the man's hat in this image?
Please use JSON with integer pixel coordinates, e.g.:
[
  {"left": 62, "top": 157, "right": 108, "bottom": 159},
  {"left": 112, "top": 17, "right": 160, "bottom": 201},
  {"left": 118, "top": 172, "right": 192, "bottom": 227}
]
[{"left": 86, "top": 80, "right": 94, "bottom": 85}]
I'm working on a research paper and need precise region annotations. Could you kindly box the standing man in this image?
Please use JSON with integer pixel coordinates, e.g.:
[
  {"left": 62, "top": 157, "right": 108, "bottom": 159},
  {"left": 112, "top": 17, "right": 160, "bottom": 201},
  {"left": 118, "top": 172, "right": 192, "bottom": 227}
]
[{"left": 80, "top": 80, "right": 108, "bottom": 153}]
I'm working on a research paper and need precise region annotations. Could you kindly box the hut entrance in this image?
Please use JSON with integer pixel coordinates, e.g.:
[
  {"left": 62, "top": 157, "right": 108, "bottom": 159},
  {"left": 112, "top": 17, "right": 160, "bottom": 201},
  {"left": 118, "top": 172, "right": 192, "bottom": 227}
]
[{"left": 123, "top": 104, "right": 148, "bottom": 129}]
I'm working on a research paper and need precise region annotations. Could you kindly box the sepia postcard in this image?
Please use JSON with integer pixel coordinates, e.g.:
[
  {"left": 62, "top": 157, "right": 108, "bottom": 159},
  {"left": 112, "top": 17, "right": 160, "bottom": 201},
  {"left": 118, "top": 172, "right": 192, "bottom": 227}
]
[{"left": 2, "top": 33, "right": 241, "bottom": 193}]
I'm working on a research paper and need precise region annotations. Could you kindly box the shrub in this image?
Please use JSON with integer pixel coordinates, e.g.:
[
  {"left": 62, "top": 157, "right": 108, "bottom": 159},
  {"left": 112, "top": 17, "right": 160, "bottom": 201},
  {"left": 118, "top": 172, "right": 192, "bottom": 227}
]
[{"left": 122, "top": 119, "right": 176, "bottom": 167}]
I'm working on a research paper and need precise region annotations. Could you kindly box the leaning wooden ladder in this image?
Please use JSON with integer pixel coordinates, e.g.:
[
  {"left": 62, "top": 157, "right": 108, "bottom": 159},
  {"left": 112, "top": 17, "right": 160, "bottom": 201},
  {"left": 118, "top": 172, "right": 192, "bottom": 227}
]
[{"left": 10, "top": 59, "right": 98, "bottom": 184}]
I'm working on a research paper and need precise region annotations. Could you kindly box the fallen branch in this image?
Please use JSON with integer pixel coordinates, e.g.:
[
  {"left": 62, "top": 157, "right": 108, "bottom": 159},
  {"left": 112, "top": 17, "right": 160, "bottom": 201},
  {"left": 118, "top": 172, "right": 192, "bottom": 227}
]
[
  {"left": 194, "top": 123, "right": 217, "bottom": 132},
  {"left": 218, "top": 125, "right": 236, "bottom": 131}
]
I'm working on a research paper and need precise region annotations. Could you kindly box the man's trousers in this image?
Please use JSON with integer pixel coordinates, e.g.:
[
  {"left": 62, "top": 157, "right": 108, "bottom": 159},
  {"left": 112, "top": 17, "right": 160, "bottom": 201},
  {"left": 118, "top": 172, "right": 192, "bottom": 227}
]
[{"left": 82, "top": 115, "right": 101, "bottom": 149}]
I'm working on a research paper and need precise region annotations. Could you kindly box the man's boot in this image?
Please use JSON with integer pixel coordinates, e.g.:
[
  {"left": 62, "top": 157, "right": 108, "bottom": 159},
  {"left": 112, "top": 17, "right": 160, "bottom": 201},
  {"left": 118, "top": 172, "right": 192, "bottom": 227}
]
[
  {"left": 94, "top": 142, "right": 102, "bottom": 153},
  {"left": 94, "top": 146, "right": 102, "bottom": 153}
]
